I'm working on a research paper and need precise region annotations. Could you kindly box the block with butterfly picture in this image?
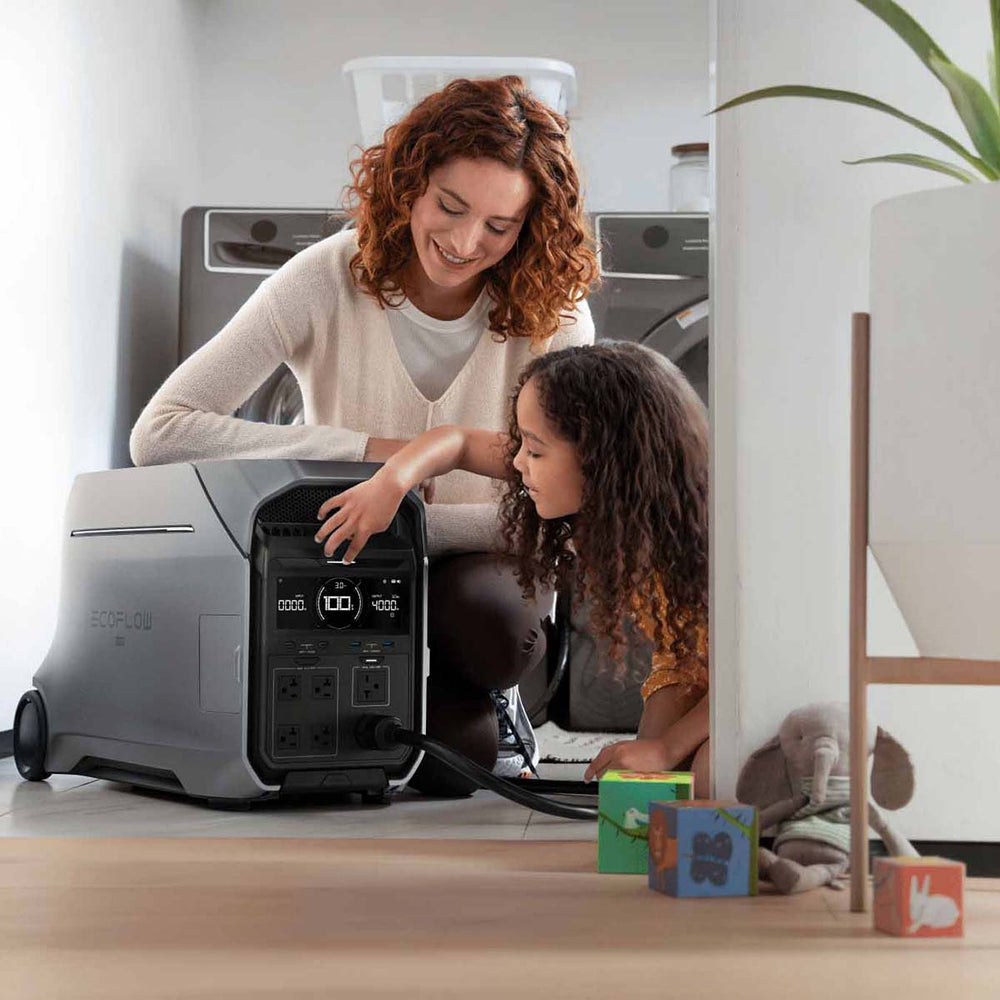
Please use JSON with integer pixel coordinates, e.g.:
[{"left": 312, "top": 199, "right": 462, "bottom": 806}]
[{"left": 648, "top": 800, "right": 759, "bottom": 898}]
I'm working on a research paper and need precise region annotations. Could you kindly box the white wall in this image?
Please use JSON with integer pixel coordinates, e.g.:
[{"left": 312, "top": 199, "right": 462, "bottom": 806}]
[
  {"left": 195, "top": 0, "right": 709, "bottom": 210},
  {"left": 1, "top": 2, "right": 202, "bottom": 726},
  {"left": 712, "top": 0, "right": 1000, "bottom": 839}
]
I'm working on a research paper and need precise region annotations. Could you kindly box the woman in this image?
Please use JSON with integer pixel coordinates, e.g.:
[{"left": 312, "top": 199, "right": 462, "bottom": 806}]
[{"left": 130, "top": 76, "right": 598, "bottom": 794}]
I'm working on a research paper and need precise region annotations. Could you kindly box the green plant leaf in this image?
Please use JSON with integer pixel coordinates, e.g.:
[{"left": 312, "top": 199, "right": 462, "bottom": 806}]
[
  {"left": 855, "top": 0, "right": 950, "bottom": 70},
  {"left": 841, "top": 153, "right": 980, "bottom": 182},
  {"left": 928, "top": 54, "right": 1000, "bottom": 173},
  {"left": 992, "top": 0, "right": 1000, "bottom": 106},
  {"left": 991, "top": 50, "right": 999, "bottom": 110},
  {"left": 709, "top": 85, "right": 998, "bottom": 179},
  {"left": 856, "top": 1, "right": 1000, "bottom": 170}
]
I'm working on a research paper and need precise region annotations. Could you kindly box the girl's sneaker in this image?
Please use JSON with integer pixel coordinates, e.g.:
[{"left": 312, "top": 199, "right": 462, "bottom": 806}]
[{"left": 491, "top": 685, "right": 540, "bottom": 778}]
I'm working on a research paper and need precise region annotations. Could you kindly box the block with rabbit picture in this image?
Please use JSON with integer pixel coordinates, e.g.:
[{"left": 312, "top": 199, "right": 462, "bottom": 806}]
[{"left": 873, "top": 856, "right": 965, "bottom": 938}]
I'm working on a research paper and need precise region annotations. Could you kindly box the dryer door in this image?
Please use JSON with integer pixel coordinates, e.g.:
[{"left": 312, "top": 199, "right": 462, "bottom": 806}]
[
  {"left": 641, "top": 296, "right": 709, "bottom": 407},
  {"left": 236, "top": 366, "right": 304, "bottom": 426}
]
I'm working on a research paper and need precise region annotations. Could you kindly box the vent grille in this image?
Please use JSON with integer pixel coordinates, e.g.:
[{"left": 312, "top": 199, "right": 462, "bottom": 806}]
[
  {"left": 259, "top": 525, "right": 316, "bottom": 537},
  {"left": 256, "top": 485, "right": 344, "bottom": 525},
  {"left": 72, "top": 756, "right": 183, "bottom": 792}
]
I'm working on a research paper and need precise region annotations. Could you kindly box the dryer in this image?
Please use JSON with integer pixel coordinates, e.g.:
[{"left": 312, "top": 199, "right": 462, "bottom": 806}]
[
  {"left": 587, "top": 213, "right": 708, "bottom": 405},
  {"left": 562, "top": 212, "right": 709, "bottom": 733}
]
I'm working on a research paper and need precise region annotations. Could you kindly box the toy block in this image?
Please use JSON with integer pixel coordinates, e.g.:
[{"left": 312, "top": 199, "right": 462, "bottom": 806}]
[
  {"left": 647, "top": 800, "right": 759, "bottom": 897},
  {"left": 873, "top": 856, "right": 964, "bottom": 937},
  {"left": 597, "top": 770, "right": 694, "bottom": 873}
]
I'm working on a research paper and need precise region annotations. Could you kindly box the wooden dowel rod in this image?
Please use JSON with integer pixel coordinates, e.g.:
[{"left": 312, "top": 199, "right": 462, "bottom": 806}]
[
  {"left": 849, "top": 314, "right": 871, "bottom": 913},
  {"left": 868, "top": 657, "right": 1000, "bottom": 685}
]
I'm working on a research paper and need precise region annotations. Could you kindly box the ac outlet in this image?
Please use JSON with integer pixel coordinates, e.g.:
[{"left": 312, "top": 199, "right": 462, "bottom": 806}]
[
  {"left": 311, "top": 723, "right": 335, "bottom": 750},
  {"left": 276, "top": 724, "right": 300, "bottom": 751},
  {"left": 277, "top": 674, "right": 301, "bottom": 701},
  {"left": 311, "top": 673, "right": 335, "bottom": 700},
  {"left": 353, "top": 666, "right": 389, "bottom": 707}
]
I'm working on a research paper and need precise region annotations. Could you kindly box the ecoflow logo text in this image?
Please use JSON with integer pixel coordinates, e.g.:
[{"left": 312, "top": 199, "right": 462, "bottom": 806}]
[{"left": 90, "top": 610, "right": 153, "bottom": 631}]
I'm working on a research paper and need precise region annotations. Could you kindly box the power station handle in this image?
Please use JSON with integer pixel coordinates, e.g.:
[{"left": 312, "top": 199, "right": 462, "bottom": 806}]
[{"left": 234, "top": 645, "right": 242, "bottom": 685}]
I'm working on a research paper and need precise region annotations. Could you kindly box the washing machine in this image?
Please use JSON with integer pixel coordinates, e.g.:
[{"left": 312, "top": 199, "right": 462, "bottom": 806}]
[{"left": 179, "top": 207, "right": 350, "bottom": 424}]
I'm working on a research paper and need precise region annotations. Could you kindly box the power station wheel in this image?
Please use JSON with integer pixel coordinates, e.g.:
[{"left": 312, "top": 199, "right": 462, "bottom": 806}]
[{"left": 13, "top": 690, "right": 51, "bottom": 781}]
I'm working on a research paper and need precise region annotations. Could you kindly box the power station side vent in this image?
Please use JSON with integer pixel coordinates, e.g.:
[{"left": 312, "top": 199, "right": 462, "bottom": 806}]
[{"left": 71, "top": 756, "right": 184, "bottom": 792}]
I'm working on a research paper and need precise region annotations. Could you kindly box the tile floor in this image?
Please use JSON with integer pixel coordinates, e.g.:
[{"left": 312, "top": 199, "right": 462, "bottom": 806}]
[{"left": 0, "top": 755, "right": 598, "bottom": 841}]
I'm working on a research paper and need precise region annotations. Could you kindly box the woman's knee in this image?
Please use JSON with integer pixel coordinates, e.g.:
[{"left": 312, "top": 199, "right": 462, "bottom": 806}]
[
  {"left": 428, "top": 553, "right": 552, "bottom": 690},
  {"left": 408, "top": 673, "right": 497, "bottom": 797}
]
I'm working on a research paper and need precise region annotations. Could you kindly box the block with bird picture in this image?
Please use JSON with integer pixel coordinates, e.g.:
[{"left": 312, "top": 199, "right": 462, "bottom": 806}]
[{"left": 597, "top": 769, "right": 694, "bottom": 874}]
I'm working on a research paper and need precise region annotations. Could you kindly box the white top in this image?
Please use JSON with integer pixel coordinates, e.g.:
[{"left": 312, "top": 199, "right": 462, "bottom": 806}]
[
  {"left": 386, "top": 287, "right": 491, "bottom": 402},
  {"left": 129, "top": 229, "right": 595, "bottom": 555}
]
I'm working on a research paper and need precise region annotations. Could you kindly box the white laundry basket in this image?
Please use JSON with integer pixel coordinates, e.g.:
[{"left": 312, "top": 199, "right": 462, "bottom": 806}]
[{"left": 342, "top": 56, "right": 577, "bottom": 148}]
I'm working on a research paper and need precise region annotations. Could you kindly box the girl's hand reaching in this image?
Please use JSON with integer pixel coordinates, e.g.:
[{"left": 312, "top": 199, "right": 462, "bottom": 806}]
[
  {"left": 314, "top": 423, "right": 501, "bottom": 562},
  {"left": 583, "top": 737, "right": 677, "bottom": 783},
  {"left": 315, "top": 468, "right": 408, "bottom": 564}
]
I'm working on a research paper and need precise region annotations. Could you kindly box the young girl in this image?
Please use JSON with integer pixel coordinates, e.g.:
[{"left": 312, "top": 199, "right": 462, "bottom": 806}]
[{"left": 314, "top": 341, "right": 711, "bottom": 792}]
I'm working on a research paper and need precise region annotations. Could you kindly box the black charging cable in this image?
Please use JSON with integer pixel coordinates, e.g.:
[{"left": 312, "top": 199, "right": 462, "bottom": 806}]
[{"left": 356, "top": 715, "right": 598, "bottom": 821}]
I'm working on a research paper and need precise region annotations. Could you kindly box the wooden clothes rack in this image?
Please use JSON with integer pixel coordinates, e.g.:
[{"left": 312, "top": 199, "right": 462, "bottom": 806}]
[{"left": 849, "top": 311, "right": 1000, "bottom": 911}]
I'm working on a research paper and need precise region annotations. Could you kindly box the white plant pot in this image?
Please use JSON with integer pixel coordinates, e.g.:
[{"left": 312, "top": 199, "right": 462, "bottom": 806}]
[{"left": 868, "top": 180, "right": 1000, "bottom": 660}]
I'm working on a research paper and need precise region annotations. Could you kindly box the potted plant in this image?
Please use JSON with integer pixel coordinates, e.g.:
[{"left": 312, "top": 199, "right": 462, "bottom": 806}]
[{"left": 711, "top": 0, "right": 1000, "bottom": 183}]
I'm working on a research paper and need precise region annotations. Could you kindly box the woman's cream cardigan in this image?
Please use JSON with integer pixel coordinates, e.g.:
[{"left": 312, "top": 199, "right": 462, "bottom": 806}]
[{"left": 130, "top": 229, "right": 595, "bottom": 555}]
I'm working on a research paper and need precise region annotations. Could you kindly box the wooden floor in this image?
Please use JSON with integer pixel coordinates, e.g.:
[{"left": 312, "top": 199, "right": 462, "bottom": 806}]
[{"left": 2, "top": 838, "right": 998, "bottom": 999}]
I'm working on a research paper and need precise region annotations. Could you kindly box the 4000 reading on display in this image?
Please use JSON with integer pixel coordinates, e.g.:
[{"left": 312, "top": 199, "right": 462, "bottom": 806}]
[{"left": 275, "top": 576, "right": 408, "bottom": 633}]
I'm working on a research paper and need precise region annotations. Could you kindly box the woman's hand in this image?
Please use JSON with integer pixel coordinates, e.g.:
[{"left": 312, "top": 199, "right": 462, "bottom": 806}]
[
  {"left": 583, "top": 737, "right": 678, "bottom": 783},
  {"left": 315, "top": 468, "right": 408, "bottom": 563}
]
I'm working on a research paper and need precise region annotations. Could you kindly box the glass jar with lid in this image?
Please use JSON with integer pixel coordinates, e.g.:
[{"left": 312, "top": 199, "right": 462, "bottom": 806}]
[{"left": 669, "top": 142, "right": 709, "bottom": 212}]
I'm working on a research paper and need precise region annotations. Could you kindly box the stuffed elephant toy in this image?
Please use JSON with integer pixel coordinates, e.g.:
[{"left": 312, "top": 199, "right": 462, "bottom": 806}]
[{"left": 736, "top": 702, "right": 917, "bottom": 894}]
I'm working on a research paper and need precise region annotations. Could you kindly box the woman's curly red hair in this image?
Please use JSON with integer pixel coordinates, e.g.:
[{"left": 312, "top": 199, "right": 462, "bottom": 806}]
[
  {"left": 498, "top": 342, "right": 709, "bottom": 675},
  {"left": 342, "top": 75, "right": 598, "bottom": 346}
]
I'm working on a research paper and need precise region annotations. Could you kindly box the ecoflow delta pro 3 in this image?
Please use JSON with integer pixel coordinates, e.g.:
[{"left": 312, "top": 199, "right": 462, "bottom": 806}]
[{"left": 14, "top": 460, "right": 428, "bottom": 806}]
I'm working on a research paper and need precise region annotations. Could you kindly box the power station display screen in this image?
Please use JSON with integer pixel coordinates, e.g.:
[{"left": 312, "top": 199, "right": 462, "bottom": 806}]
[{"left": 275, "top": 576, "right": 408, "bottom": 632}]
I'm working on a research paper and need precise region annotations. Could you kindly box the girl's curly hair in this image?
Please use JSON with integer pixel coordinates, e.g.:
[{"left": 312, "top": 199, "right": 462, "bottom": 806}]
[
  {"left": 342, "top": 75, "right": 598, "bottom": 346},
  {"left": 498, "top": 342, "right": 709, "bottom": 674}
]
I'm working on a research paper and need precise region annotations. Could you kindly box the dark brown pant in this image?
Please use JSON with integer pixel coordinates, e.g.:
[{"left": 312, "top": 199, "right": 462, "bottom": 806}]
[{"left": 408, "top": 553, "right": 554, "bottom": 797}]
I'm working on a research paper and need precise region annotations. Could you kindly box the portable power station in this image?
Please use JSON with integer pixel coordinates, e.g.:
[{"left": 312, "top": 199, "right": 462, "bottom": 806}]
[{"left": 13, "top": 459, "right": 428, "bottom": 806}]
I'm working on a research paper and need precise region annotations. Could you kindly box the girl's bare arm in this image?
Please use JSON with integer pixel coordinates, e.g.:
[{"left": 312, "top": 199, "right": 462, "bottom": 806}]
[
  {"left": 637, "top": 686, "right": 710, "bottom": 769},
  {"left": 381, "top": 425, "right": 508, "bottom": 492},
  {"left": 653, "top": 691, "right": 709, "bottom": 766}
]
